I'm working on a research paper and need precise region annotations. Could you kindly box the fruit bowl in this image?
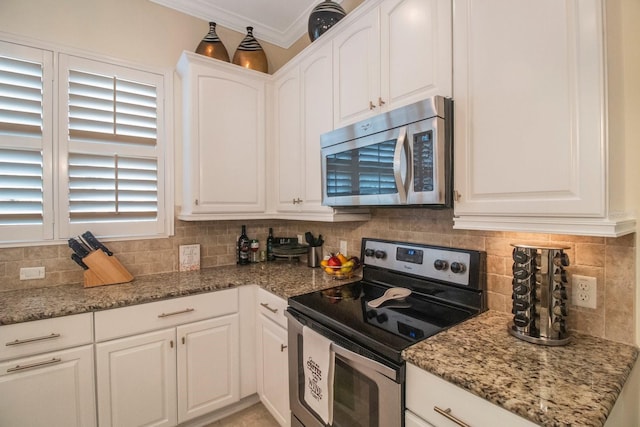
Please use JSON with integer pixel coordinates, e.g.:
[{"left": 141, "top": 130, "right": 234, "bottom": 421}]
[{"left": 320, "top": 254, "right": 361, "bottom": 279}]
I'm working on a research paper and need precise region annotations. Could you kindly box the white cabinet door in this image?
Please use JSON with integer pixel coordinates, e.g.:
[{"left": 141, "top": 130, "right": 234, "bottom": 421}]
[
  {"left": 452, "top": 0, "right": 632, "bottom": 236},
  {"left": 0, "top": 345, "right": 96, "bottom": 427},
  {"left": 177, "top": 314, "right": 240, "bottom": 423},
  {"left": 177, "top": 52, "right": 267, "bottom": 219},
  {"left": 257, "top": 313, "right": 290, "bottom": 427},
  {"left": 333, "top": 0, "right": 452, "bottom": 128},
  {"left": 380, "top": 0, "right": 452, "bottom": 109},
  {"left": 405, "top": 410, "right": 434, "bottom": 427},
  {"left": 96, "top": 329, "right": 177, "bottom": 427},
  {"left": 300, "top": 43, "right": 335, "bottom": 214},
  {"left": 273, "top": 66, "right": 302, "bottom": 213},
  {"left": 333, "top": 7, "right": 380, "bottom": 127}
]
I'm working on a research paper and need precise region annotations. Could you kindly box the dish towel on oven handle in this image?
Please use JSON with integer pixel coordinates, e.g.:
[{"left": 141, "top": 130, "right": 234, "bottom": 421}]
[{"left": 302, "top": 326, "right": 335, "bottom": 425}]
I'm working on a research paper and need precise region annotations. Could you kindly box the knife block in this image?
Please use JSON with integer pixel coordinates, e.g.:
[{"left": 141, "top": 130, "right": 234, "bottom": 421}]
[{"left": 82, "top": 250, "right": 134, "bottom": 288}]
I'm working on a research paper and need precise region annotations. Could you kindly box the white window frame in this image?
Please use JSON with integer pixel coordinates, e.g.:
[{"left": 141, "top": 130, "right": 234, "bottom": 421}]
[{"left": 0, "top": 34, "right": 173, "bottom": 247}]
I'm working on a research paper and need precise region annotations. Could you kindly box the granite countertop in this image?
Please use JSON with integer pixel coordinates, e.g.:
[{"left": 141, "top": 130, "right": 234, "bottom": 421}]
[
  {"left": 2, "top": 265, "right": 637, "bottom": 427},
  {"left": 403, "top": 310, "right": 639, "bottom": 427},
  {"left": 0, "top": 262, "right": 355, "bottom": 325}
]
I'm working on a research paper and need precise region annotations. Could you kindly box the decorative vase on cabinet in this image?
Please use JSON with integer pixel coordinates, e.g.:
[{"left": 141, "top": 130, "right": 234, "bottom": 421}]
[
  {"left": 232, "top": 26, "right": 268, "bottom": 73},
  {"left": 308, "top": 0, "right": 347, "bottom": 41},
  {"left": 195, "top": 22, "right": 230, "bottom": 62}
]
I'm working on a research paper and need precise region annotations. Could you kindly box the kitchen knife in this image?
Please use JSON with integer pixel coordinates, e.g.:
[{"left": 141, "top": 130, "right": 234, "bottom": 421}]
[
  {"left": 81, "top": 231, "right": 113, "bottom": 256},
  {"left": 71, "top": 253, "right": 89, "bottom": 270},
  {"left": 68, "top": 238, "right": 90, "bottom": 258}
]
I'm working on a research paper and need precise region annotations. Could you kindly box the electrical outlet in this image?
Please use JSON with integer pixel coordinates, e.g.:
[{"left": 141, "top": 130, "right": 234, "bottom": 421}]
[
  {"left": 571, "top": 275, "right": 597, "bottom": 309},
  {"left": 339, "top": 240, "right": 348, "bottom": 256},
  {"left": 20, "top": 267, "right": 45, "bottom": 280}
]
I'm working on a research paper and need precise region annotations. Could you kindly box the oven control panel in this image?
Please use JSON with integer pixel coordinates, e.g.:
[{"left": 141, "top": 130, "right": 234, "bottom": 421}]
[{"left": 362, "top": 239, "right": 476, "bottom": 287}]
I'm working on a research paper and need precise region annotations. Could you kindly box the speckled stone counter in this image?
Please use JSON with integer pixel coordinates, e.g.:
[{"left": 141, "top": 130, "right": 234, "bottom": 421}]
[
  {"left": 0, "top": 262, "right": 356, "bottom": 325},
  {"left": 403, "top": 310, "right": 639, "bottom": 427}
]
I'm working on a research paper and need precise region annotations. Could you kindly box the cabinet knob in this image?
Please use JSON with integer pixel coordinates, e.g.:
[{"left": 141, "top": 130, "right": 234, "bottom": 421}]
[{"left": 369, "top": 101, "right": 376, "bottom": 110}]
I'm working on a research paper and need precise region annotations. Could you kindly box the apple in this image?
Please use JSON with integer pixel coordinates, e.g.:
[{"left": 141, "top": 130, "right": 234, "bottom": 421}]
[{"left": 327, "top": 254, "right": 342, "bottom": 267}]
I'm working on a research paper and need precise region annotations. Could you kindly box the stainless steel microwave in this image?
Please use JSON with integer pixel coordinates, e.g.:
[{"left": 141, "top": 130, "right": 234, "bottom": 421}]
[{"left": 321, "top": 96, "right": 453, "bottom": 207}]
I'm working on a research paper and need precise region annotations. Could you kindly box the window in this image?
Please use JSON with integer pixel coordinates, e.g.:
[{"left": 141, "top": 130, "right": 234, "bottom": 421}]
[
  {"left": 0, "top": 41, "right": 53, "bottom": 243},
  {"left": 58, "top": 55, "right": 167, "bottom": 238},
  {"left": 0, "top": 40, "right": 170, "bottom": 246}
]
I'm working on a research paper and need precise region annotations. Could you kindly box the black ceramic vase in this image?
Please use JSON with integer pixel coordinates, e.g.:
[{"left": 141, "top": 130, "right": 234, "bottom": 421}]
[
  {"left": 232, "top": 26, "right": 268, "bottom": 73},
  {"left": 308, "top": 0, "right": 346, "bottom": 42},
  {"left": 195, "top": 22, "right": 230, "bottom": 62}
]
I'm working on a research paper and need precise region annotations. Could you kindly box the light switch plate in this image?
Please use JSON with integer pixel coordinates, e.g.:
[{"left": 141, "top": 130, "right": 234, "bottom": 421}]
[{"left": 20, "top": 267, "right": 45, "bottom": 280}]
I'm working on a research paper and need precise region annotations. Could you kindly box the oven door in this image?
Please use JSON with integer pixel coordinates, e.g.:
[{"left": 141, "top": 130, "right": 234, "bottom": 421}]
[{"left": 286, "top": 310, "right": 403, "bottom": 427}]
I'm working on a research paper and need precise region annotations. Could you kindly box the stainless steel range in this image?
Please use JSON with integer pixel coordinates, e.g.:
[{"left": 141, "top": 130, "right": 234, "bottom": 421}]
[{"left": 286, "top": 238, "right": 486, "bottom": 427}]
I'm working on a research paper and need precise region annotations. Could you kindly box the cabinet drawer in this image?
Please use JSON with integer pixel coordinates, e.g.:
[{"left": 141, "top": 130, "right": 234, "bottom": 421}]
[
  {"left": 0, "top": 313, "right": 93, "bottom": 361},
  {"left": 257, "top": 288, "right": 287, "bottom": 328},
  {"left": 406, "top": 363, "right": 535, "bottom": 427},
  {"left": 95, "top": 289, "right": 238, "bottom": 342}
]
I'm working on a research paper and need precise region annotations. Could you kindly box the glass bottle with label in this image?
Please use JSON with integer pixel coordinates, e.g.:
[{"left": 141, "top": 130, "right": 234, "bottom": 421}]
[
  {"left": 238, "top": 225, "right": 250, "bottom": 265},
  {"left": 266, "top": 227, "right": 275, "bottom": 261},
  {"left": 250, "top": 239, "right": 260, "bottom": 263}
]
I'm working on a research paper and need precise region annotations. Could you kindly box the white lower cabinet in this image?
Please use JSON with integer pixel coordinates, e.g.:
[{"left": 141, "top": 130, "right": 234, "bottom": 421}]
[
  {"left": 96, "top": 329, "right": 177, "bottom": 427},
  {"left": 0, "top": 344, "right": 96, "bottom": 427},
  {"left": 405, "top": 363, "right": 536, "bottom": 427},
  {"left": 95, "top": 290, "right": 240, "bottom": 427},
  {"left": 256, "top": 288, "right": 290, "bottom": 426},
  {"left": 0, "top": 313, "right": 96, "bottom": 427}
]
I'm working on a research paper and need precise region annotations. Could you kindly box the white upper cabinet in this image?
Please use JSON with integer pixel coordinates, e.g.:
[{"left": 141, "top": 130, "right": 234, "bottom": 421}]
[
  {"left": 271, "top": 42, "right": 371, "bottom": 221},
  {"left": 452, "top": 0, "right": 635, "bottom": 237},
  {"left": 177, "top": 52, "right": 268, "bottom": 220},
  {"left": 333, "top": 0, "right": 452, "bottom": 127}
]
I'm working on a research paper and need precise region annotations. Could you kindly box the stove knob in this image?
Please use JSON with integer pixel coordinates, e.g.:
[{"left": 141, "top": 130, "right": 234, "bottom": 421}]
[
  {"left": 433, "top": 259, "right": 449, "bottom": 271},
  {"left": 450, "top": 262, "right": 466, "bottom": 274},
  {"left": 374, "top": 250, "right": 386, "bottom": 259},
  {"left": 366, "top": 310, "right": 377, "bottom": 319},
  {"left": 364, "top": 248, "right": 375, "bottom": 257},
  {"left": 376, "top": 313, "right": 388, "bottom": 323}
]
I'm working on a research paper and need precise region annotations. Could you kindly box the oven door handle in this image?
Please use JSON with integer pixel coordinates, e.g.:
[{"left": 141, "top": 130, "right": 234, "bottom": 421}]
[
  {"left": 330, "top": 342, "right": 398, "bottom": 381},
  {"left": 393, "top": 126, "right": 409, "bottom": 204}
]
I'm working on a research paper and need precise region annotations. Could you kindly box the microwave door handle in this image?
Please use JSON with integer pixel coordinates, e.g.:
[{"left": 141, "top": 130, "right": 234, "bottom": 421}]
[{"left": 393, "top": 127, "right": 409, "bottom": 203}]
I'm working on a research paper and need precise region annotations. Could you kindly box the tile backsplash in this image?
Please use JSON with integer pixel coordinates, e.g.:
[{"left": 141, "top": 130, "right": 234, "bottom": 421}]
[{"left": 0, "top": 208, "right": 635, "bottom": 345}]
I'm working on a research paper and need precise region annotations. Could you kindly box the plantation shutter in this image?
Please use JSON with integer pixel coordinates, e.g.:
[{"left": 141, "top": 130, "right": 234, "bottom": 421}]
[
  {"left": 0, "top": 47, "right": 51, "bottom": 236},
  {"left": 64, "top": 63, "right": 161, "bottom": 227}
]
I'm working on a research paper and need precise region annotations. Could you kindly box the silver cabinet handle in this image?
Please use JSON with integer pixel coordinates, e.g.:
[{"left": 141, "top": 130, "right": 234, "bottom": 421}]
[
  {"left": 281, "top": 344, "right": 288, "bottom": 352},
  {"left": 7, "top": 357, "right": 62, "bottom": 373},
  {"left": 158, "top": 308, "right": 195, "bottom": 318},
  {"left": 260, "top": 303, "right": 278, "bottom": 314},
  {"left": 6, "top": 333, "right": 61, "bottom": 346},
  {"left": 434, "top": 406, "right": 471, "bottom": 427}
]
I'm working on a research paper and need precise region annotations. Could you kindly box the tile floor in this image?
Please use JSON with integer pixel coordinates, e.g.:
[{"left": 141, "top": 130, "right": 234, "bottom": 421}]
[{"left": 205, "top": 403, "right": 280, "bottom": 427}]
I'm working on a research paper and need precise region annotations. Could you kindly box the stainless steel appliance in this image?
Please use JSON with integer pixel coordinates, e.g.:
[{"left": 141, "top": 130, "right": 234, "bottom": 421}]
[
  {"left": 286, "top": 238, "right": 485, "bottom": 427},
  {"left": 509, "top": 244, "right": 571, "bottom": 346},
  {"left": 320, "top": 97, "right": 452, "bottom": 207}
]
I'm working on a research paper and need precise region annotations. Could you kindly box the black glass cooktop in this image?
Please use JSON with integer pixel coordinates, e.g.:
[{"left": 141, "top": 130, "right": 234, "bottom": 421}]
[{"left": 288, "top": 281, "right": 477, "bottom": 362}]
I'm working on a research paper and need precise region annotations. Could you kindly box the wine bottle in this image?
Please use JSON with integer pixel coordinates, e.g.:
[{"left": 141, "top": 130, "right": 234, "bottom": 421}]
[
  {"left": 266, "top": 227, "right": 275, "bottom": 261},
  {"left": 238, "top": 225, "right": 250, "bottom": 265}
]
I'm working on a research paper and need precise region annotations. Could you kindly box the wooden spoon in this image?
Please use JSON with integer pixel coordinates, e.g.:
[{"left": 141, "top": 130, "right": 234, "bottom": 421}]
[{"left": 367, "top": 287, "right": 412, "bottom": 308}]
